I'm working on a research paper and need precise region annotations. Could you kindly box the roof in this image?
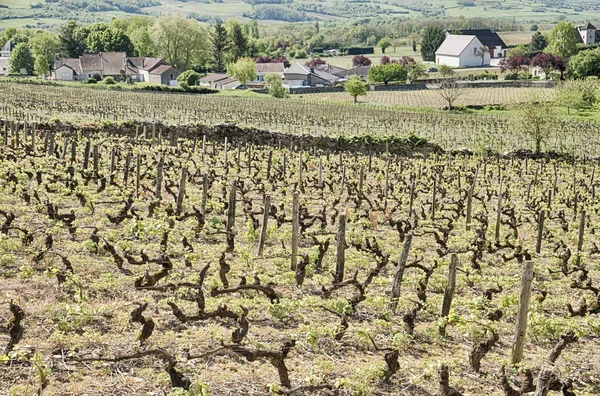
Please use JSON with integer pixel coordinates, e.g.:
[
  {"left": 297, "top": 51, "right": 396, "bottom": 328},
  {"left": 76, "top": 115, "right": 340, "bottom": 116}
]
[
  {"left": 1, "top": 40, "right": 14, "bottom": 56},
  {"left": 284, "top": 62, "right": 340, "bottom": 82},
  {"left": 149, "top": 65, "right": 177, "bottom": 75},
  {"left": 435, "top": 35, "right": 477, "bottom": 56},
  {"left": 339, "top": 66, "right": 371, "bottom": 78},
  {"left": 286, "top": 62, "right": 312, "bottom": 75},
  {"left": 313, "top": 64, "right": 348, "bottom": 77},
  {"left": 579, "top": 22, "right": 597, "bottom": 30},
  {"left": 79, "top": 52, "right": 127, "bottom": 75},
  {"left": 128, "top": 57, "right": 162, "bottom": 70},
  {"left": 255, "top": 62, "right": 285, "bottom": 74},
  {"left": 459, "top": 29, "right": 508, "bottom": 49},
  {"left": 312, "top": 68, "right": 339, "bottom": 82},
  {"left": 54, "top": 58, "right": 82, "bottom": 75}
]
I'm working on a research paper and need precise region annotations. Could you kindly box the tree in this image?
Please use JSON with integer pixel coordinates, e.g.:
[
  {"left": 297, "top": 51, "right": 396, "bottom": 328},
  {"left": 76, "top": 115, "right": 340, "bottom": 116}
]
[
  {"left": 112, "top": 16, "right": 156, "bottom": 57},
  {"left": 555, "top": 80, "right": 598, "bottom": 114},
  {"left": 412, "top": 39, "right": 417, "bottom": 52},
  {"left": 517, "top": 97, "right": 556, "bottom": 154},
  {"left": 367, "top": 63, "right": 407, "bottom": 85},
  {"left": 406, "top": 62, "right": 426, "bottom": 83},
  {"left": 86, "top": 25, "right": 134, "bottom": 54},
  {"left": 228, "top": 21, "right": 248, "bottom": 62},
  {"left": 499, "top": 55, "right": 530, "bottom": 74},
  {"left": 568, "top": 49, "right": 600, "bottom": 78},
  {"left": 380, "top": 56, "right": 390, "bottom": 65},
  {"left": 177, "top": 70, "right": 202, "bottom": 86},
  {"left": 352, "top": 55, "right": 371, "bottom": 67},
  {"left": 420, "top": 26, "right": 446, "bottom": 62},
  {"left": 529, "top": 31, "right": 547, "bottom": 55},
  {"left": 8, "top": 43, "right": 34, "bottom": 75},
  {"left": 397, "top": 56, "right": 415, "bottom": 66},
  {"left": 547, "top": 22, "right": 578, "bottom": 58},
  {"left": 1, "top": 28, "right": 17, "bottom": 47},
  {"left": 531, "top": 24, "right": 539, "bottom": 32},
  {"left": 531, "top": 53, "right": 566, "bottom": 79},
  {"left": 34, "top": 55, "right": 49, "bottom": 77},
  {"left": 154, "top": 15, "right": 208, "bottom": 71},
  {"left": 437, "top": 69, "right": 463, "bottom": 110},
  {"left": 265, "top": 73, "right": 287, "bottom": 98},
  {"left": 345, "top": 76, "right": 367, "bottom": 104},
  {"left": 438, "top": 65, "right": 455, "bottom": 77},
  {"left": 475, "top": 45, "right": 489, "bottom": 66},
  {"left": 227, "top": 57, "right": 257, "bottom": 85},
  {"left": 58, "top": 21, "right": 87, "bottom": 58},
  {"left": 29, "top": 31, "right": 59, "bottom": 64},
  {"left": 378, "top": 38, "right": 391, "bottom": 54},
  {"left": 211, "top": 22, "right": 230, "bottom": 72},
  {"left": 305, "top": 58, "right": 326, "bottom": 67}
]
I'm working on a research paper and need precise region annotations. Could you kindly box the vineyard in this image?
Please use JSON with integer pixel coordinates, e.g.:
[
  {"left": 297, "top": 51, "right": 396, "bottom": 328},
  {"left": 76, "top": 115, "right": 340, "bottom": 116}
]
[
  {"left": 1, "top": 81, "right": 600, "bottom": 157},
  {"left": 0, "top": 117, "right": 599, "bottom": 396},
  {"left": 304, "top": 87, "right": 553, "bottom": 109}
]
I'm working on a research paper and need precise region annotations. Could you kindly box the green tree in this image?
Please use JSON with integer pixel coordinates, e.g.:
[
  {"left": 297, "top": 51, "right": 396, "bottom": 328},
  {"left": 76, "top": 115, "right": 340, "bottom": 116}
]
[
  {"left": 34, "top": 55, "right": 49, "bottom": 77},
  {"left": 547, "top": 21, "right": 578, "bottom": 58},
  {"left": 1, "top": 28, "right": 17, "bottom": 47},
  {"left": 412, "top": 39, "right": 417, "bottom": 52},
  {"left": 567, "top": 49, "right": 600, "bottom": 78},
  {"left": 406, "top": 62, "right": 426, "bottom": 83},
  {"left": 475, "top": 45, "right": 489, "bottom": 66},
  {"left": 29, "top": 31, "right": 60, "bottom": 64},
  {"left": 378, "top": 38, "right": 391, "bottom": 54},
  {"left": 86, "top": 24, "right": 134, "bottom": 54},
  {"left": 58, "top": 21, "right": 87, "bottom": 58},
  {"left": 531, "top": 24, "right": 539, "bottom": 32},
  {"left": 111, "top": 16, "right": 155, "bottom": 57},
  {"left": 153, "top": 15, "right": 208, "bottom": 71},
  {"left": 367, "top": 63, "right": 407, "bottom": 85},
  {"left": 517, "top": 97, "right": 556, "bottom": 154},
  {"left": 177, "top": 70, "right": 202, "bottom": 86},
  {"left": 249, "top": 20, "right": 260, "bottom": 40},
  {"left": 227, "top": 57, "right": 257, "bottom": 85},
  {"left": 228, "top": 21, "right": 248, "bottom": 62},
  {"left": 529, "top": 31, "right": 547, "bottom": 55},
  {"left": 555, "top": 80, "right": 597, "bottom": 114},
  {"left": 438, "top": 64, "right": 455, "bottom": 77},
  {"left": 420, "top": 26, "right": 446, "bottom": 62},
  {"left": 8, "top": 43, "right": 34, "bottom": 75},
  {"left": 211, "top": 22, "right": 230, "bottom": 72},
  {"left": 345, "top": 76, "right": 367, "bottom": 104},
  {"left": 265, "top": 73, "right": 287, "bottom": 98}
]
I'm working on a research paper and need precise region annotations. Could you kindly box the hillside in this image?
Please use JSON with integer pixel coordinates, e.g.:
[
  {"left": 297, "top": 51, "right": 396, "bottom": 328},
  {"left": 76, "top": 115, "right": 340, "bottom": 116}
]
[{"left": 2, "top": 0, "right": 600, "bottom": 30}]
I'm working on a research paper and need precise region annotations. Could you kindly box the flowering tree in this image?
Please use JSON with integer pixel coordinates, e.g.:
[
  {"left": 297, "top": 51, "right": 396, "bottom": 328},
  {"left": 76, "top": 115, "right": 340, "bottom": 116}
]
[
  {"left": 257, "top": 55, "right": 290, "bottom": 68},
  {"left": 352, "top": 55, "right": 372, "bottom": 67},
  {"left": 499, "top": 55, "right": 530, "bottom": 74},
  {"left": 380, "top": 56, "right": 390, "bottom": 65},
  {"left": 305, "top": 58, "right": 326, "bottom": 67},
  {"left": 531, "top": 53, "right": 566, "bottom": 79}
]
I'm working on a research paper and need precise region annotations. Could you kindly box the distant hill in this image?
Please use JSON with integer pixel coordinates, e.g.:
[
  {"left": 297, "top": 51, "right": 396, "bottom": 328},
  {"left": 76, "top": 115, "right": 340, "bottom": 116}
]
[{"left": 2, "top": 0, "right": 600, "bottom": 29}]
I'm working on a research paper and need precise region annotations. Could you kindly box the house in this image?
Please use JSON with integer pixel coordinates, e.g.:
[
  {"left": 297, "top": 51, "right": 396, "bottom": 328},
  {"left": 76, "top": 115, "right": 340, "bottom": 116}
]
[
  {"left": 283, "top": 62, "right": 340, "bottom": 87},
  {"left": 575, "top": 22, "right": 600, "bottom": 46},
  {"left": 435, "top": 35, "right": 490, "bottom": 67},
  {"left": 338, "top": 66, "right": 371, "bottom": 81},
  {"left": 199, "top": 73, "right": 240, "bottom": 90},
  {"left": 0, "top": 40, "right": 15, "bottom": 76},
  {"left": 53, "top": 52, "right": 179, "bottom": 85},
  {"left": 458, "top": 29, "right": 508, "bottom": 60},
  {"left": 314, "top": 64, "right": 348, "bottom": 78},
  {"left": 254, "top": 62, "right": 285, "bottom": 83}
]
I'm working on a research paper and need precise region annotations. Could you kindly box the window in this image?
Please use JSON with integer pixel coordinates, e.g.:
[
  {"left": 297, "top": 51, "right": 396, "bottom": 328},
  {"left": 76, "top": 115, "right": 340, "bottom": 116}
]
[
  {"left": 62, "top": 72, "right": 69, "bottom": 78},
  {"left": 474, "top": 47, "right": 477, "bottom": 55},
  {"left": 170, "top": 74, "right": 174, "bottom": 80}
]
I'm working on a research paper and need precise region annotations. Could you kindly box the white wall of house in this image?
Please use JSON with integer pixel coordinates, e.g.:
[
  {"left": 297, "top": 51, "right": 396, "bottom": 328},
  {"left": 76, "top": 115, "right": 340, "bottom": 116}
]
[
  {"left": 55, "top": 66, "right": 75, "bottom": 81},
  {"left": 436, "top": 55, "right": 461, "bottom": 67},
  {"left": 436, "top": 37, "right": 491, "bottom": 67},
  {"left": 580, "top": 29, "right": 596, "bottom": 45}
]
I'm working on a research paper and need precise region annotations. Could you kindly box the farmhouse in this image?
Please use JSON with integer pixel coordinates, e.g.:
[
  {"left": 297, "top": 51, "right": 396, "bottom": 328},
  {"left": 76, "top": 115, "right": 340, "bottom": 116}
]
[
  {"left": 436, "top": 30, "right": 508, "bottom": 67},
  {"left": 283, "top": 62, "right": 340, "bottom": 87},
  {"left": 53, "top": 52, "right": 179, "bottom": 85},
  {"left": 199, "top": 73, "right": 240, "bottom": 90},
  {"left": 435, "top": 35, "right": 490, "bottom": 67},
  {"left": 338, "top": 65, "right": 371, "bottom": 81},
  {"left": 254, "top": 62, "right": 285, "bottom": 82},
  {"left": 575, "top": 22, "right": 600, "bottom": 45},
  {"left": 0, "top": 40, "right": 15, "bottom": 76}
]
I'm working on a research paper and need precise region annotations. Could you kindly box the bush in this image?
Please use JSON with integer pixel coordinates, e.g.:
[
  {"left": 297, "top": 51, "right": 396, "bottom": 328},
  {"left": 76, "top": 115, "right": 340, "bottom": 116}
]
[
  {"left": 177, "top": 70, "right": 202, "bottom": 86},
  {"left": 82, "top": 78, "right": 97, "bottom": 84},
  {"left": 92, "top": 73, "right": 102, "bottom": 82},
  {"left": 103, "top": 76, "right": 116, "bottom": 85}
]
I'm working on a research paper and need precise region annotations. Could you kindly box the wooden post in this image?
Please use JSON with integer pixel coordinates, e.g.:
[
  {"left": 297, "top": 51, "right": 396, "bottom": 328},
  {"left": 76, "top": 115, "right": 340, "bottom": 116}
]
[
  {"left": 225, "top": 179, "right": 237, "bottom": 252},
  {"left": 123, "top": 151, "right": 131, "bottom": 185},
  {"left": 431, "top": 172, "right": 437, "bottom": 221},
  {"left": 31, "top": 125, "right": 36, "bottom": 153},
  {"left": 384, "top": 157, "right": 390, "bottom": 198},
  {"left": 202, "top": 135, "right": 207, "bottom": 155},
  {"left": 135, "top": 153, "right": 141, "bottom": 198},
  {"left": 201, "top": 174, "right": 208, "bottom": 216},
  {"left": 408, "top": 179, "right": 416, "bottom": 219},
  {"left": 109, "top": 147, "right": 116, "bottom": 184},
  {"left": 155, "top": 158, "right": 163, "bottom": 199},
  {"left": 576, "top": 210, "right": 586, "bottom": 265},
  {"left": 70, "top": 140, "right": 76, "bottom": 163},
  {"left": 466, "top": 186, "right": 474, "bottom": 231},
  {"left": 298, "top": 152, "right": 303, "bottom": 185},
  {"left": 83, "top": 140, "right": 90, "bottom": 170},
  {"left": 439, "top": 253, "right": 458, "bottom": 336},
  {"left": 176, "top": 167, "right": 187, "bottom": 213},
  {"left": 511, "top": 260, "right": 535, "bottom": 365},
  {"left": 61, "top": 137, "right": 68, "bottom": 160},
  {"left": 282, "top": 152, "right": 287, "bottom": 178},
  {"left": 536, "top": 210, "right": 545, "bottom": 254},
  {"left": 334, "top": 214, "right": 346, "bottom": 283},
  {"left": 257, "top": 195, "right": 271, "bottom": 258},
  {"left": 92, "top": 144, "right": 99, "bottom": 178},
  {"left": 266, "top": 150, "right": 273, "bottom": 180},
  {"left": 390, "top": 233, "right": 412, "bottom": 312},
  {"left": 318, "top": 157, "right": 323, "bottom": 188},
  {"left": 495, "top": 174, "right": 503, "bottom": 242},
  {"left": 359, "top": 164, "right": 364, "bottom": 194},
  {"left": 341, "top": 166, "right": 346, "bottom": 194},
  {"left": 291, "top": 192, "right": 299, "bottom": 271}
]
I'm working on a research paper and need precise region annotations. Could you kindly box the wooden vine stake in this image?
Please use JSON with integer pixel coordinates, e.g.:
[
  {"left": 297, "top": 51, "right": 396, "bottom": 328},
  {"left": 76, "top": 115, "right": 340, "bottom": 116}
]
[
  {"left": 201, "top": 174, "right": 208, "bottom": 216},
  {"left": 439, "top": 253, "right": 458, "bottom": 336},
  {"left": 334, "top": 214, "right": 346, "bottom": 283},
  {"left": 109, "top": 147, "right": 116, "bottom": 184},
  {"left": 511, "top": 260, "right": 534, "bottom": 365},
  {"left": 155, "top": 158, "right": 164, "bottom": 200},
  {"left": 135, "top": 153, "right": 141, "bottom": 198},
  {"left": 535, "top": 210, "right": 545, "bottom": 254},
  {"left": 291, "top": 191, "right": 299, "bottom": 271},
  {"left": 176, "top": 167, "right": 187, "bottom": 214},
  {"left": 390, "top": 233, "right": 412, "bottom": 312},
  {"left": 92, "top": 144, "right": 99, "bottom": 178},
  {"left": 123, "top": 151, "right": 131, "bottom": 186},
  {"left": 225, "top": 179, "right": 238, "bottom": 252},
  {"left": 576, "top": 210, "right": 586, "bottom": 265},
  {"left": 494, "top": 172, "right": 503, "bottom": 242},
  {"left": 257, "top": 195, "right": 271, "bottom": 258},
  {"left": 266, "top": 150, "right": 273, "bottom": 180}
]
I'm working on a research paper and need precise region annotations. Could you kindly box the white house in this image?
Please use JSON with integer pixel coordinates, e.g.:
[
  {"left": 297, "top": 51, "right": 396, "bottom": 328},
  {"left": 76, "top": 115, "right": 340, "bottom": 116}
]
[
  {"left": 0, "top": 40, "right": 15, "bottom": 76},
  {"left": 435, "top": 35, "right": 490, "bottom": 68},
  {"left": 576, "top": 22, "right": 600, "bottom": 46}
]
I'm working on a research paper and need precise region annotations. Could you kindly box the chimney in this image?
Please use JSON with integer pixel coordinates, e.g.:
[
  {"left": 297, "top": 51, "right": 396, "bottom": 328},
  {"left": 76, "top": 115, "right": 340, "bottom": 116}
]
[{"left": 309, "top": 67, "right": 314, "bottom": 73}]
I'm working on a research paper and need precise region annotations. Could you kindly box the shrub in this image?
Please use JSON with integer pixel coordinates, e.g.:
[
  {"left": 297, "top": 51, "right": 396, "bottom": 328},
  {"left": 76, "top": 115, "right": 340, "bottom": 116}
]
[
  {"left": 92, "top": 73, "right": 102, "bottom": 82},
  {"left": 177, "top": 70, "right": 202, "bottom": 86},
  {"left": 82, "top": 78, "right": 97, "bottom": 84},
  {"left": 103, "top": 76, "right": 116, "bottom": 85}
]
